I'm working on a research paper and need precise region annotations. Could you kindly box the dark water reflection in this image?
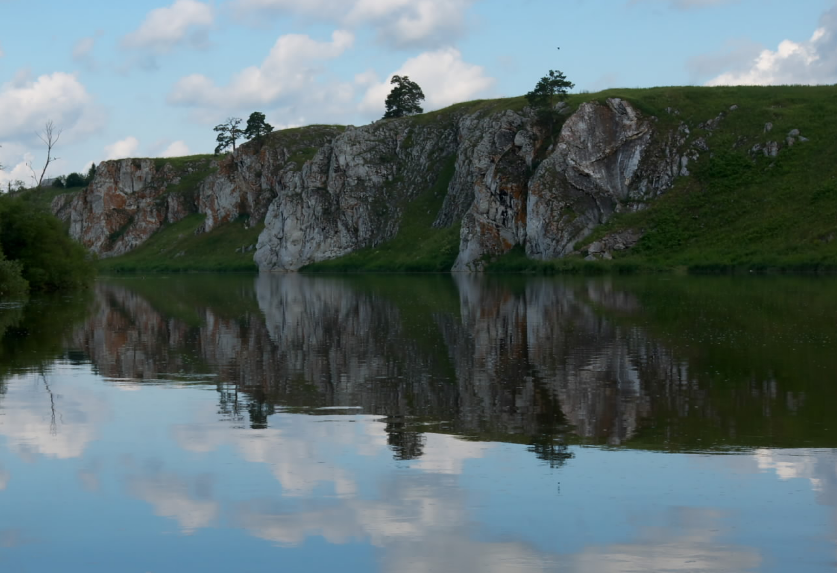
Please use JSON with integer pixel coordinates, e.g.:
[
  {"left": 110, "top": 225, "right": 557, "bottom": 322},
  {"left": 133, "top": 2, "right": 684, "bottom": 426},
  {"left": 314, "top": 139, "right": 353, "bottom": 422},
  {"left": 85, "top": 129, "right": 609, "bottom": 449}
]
[
  {"left": 69, "top": 275, "right": 837, "bottom": 452},
  {"left": 1, "top": 274, "right": 837, "bottom": 572}
]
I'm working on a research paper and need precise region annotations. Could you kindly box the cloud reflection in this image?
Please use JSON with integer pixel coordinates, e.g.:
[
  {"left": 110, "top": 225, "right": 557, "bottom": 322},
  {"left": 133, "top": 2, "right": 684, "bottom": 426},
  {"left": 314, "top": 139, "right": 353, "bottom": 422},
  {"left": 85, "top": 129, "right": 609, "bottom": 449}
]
[
  {"left": 568, "top": 508, "right": 760, "bottom": 573},
  {"left": 0, "top": 373, "right": 111, "bottom": 460},
  {"left": 127, "top": 472, "right": 219, "bottom": 534}
]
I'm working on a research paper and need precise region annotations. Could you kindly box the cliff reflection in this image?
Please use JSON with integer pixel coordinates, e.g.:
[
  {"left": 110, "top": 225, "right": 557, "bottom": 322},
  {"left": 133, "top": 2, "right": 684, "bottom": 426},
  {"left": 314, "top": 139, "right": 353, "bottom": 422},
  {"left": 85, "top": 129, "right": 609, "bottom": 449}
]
[{"left": 66, "top": 274, "right": 837, "bottom": 455}]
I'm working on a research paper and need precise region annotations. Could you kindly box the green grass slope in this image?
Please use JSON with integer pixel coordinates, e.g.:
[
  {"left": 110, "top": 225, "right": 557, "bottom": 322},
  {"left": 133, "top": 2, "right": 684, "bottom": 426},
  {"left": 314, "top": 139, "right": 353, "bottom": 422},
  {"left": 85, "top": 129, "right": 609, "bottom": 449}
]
[
  {"left": 98, "top": 214, "right": 263, "bottom": 273},
  {"left": 489, "top": 85, "right": 837, "bottom": 273},
  {"left": 303, "top": 156, "right": 460, "bottom": 272}
]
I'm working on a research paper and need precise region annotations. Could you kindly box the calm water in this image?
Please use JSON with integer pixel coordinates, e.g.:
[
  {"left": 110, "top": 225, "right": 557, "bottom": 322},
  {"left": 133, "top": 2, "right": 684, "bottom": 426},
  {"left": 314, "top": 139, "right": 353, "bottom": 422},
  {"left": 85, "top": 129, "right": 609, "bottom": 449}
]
[{"left": 1, "top": 274, "right": 837, "bottom": 572}]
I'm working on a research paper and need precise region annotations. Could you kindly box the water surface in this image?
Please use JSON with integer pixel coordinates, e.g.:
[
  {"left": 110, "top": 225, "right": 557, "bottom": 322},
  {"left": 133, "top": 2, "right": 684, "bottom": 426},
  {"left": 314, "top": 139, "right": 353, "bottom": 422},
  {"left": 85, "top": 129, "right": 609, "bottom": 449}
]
[{"left": 1, "top": 274, "right": 836, "bottom": 572}]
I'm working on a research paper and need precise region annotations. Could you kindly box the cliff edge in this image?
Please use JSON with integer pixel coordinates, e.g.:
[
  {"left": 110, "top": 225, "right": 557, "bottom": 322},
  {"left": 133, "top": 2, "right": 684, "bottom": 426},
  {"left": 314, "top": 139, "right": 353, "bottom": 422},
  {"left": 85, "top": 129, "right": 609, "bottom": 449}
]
[{"left": 52, "top": 86, "right": 837, "bottom": 272}]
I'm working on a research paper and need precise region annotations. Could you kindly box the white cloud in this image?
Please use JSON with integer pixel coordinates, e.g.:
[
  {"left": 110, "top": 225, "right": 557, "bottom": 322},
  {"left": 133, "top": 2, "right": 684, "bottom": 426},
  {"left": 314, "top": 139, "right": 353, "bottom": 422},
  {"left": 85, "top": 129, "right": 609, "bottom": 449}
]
[
  {"left": 0, "top": 71, "right": 105, "bottom": 142},
  {"left": 360, "top": 48, "right": 495, "bottom": 115},
  {"left": 72, "top": 36, "right": 97, "bottom": 62},
  {"left": 168, "top": 30, "right": 354, "bottom": 119},
  {"left": 122, "top": 0, "right": 214, "bottom": 53},
  {"left": 0, "top": 159, "right": 36, "bottom": 188},
  {"left": 707, "top": 6, "right": 837, "bottom": 85},
  {"left": 232, "top": 0, "right": 475, "bottom": 49},
  {"left": 686, "top": 39, "right": 763, "bottom": 81},
  {"left": 104, "top": 136, "right": 140, "bottom": 160},
  {"left": 160, "top": 140, "right": 190, "bottom": 157}
]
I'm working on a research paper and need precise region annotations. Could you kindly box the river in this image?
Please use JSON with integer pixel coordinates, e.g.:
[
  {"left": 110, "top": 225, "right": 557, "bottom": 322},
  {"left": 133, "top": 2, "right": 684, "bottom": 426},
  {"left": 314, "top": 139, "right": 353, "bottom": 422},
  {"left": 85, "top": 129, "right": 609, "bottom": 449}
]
[{"left": 1, "top": 274, "right": 836, "bottom": 572}]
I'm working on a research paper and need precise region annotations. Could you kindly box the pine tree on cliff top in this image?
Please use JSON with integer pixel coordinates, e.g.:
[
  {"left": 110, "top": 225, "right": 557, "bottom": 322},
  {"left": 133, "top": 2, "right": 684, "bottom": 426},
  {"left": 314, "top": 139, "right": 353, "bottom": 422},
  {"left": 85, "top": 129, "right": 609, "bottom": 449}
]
[
  {"left": 243, "top": 112, "right": 274, "bottom": 144},
  {"left": 383, "top": 76, "right": 425, "bottom": 119}
]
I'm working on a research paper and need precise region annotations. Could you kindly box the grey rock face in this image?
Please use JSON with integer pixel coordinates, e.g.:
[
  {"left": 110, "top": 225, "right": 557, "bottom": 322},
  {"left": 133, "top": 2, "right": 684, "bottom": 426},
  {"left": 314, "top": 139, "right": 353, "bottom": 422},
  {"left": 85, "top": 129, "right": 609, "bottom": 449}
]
[
  {"left": 449, "top": 111, "right": 532, "bottom": 271},
  {"left": 54, "top": 98, "right": 703, "bottom": 271},
  {"left": 525, "top": 99, "right": 659, "bottom": 261},
  {"left": 52, "top": 159, "right": 191, "bottom": 258},
  {"left": 255, "top": 121, "right": 457, "bottom": 271}
]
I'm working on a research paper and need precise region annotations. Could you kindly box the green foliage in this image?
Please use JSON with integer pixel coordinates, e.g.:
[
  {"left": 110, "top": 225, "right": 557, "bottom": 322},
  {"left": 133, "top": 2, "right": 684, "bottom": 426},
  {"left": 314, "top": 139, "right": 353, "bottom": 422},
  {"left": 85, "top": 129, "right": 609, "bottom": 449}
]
[
  {"left": 303, "top": 156, "right": 459, "bottom": 272},
  {"left": 86, "top": 163, "right": 97, "bottom": 184},
  {"left": 383, "top": 75, "right": 425, "bottom": 119},
  {"left": 0, "top": 253, "right": 28, "bottom": 297},
  {"left": 98, "top": 214, "right": 263, "bottom": 273},
  {"left": 526, "top": 69, "right": 575, "bottom": 142},
  {"left": 214, "top": 117, "right": 244, "bottom": 155},
  {"left": 65, "top": 172, "right": 86, "bottom": 188},
  {"left": 243, "top": 112, "right": 274, "bottom": 143},
  {"left": 0, "top": 197, "right": 95, "bottom": 291},
  {"left": 525, "top": 69, "right": 574, "bottom": 110},
  {"left": 51, "top": 176, "right": 66, "bottom": 189}
]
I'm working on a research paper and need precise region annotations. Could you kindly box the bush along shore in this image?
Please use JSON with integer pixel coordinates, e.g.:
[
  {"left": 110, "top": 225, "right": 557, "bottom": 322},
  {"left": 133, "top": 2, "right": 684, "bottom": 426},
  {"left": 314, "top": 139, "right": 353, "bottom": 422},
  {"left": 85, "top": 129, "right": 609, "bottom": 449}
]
[
  {"left": 0, "top": 193, "right": 96, "bottom": 296},
  {"left": 8, "top": 85, "right": 837, "bottom": 276}
]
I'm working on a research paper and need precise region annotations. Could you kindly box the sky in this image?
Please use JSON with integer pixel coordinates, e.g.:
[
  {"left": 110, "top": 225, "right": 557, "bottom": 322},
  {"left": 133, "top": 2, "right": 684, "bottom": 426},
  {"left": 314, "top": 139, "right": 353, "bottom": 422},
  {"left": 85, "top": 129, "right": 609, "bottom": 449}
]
[{"left": 0, "top": 0, "right": 836, "bottom": 186}]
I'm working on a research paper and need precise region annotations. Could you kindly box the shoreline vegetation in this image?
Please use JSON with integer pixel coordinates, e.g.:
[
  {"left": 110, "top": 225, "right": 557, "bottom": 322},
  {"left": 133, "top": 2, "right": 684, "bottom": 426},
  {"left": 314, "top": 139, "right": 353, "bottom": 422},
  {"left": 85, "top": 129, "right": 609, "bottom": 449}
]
[
  {"left": 0, "top": 194, "right": 96, "bottom": 297},
  {"left": 3, "top": 84, "right": 837, "bottom": 285}
]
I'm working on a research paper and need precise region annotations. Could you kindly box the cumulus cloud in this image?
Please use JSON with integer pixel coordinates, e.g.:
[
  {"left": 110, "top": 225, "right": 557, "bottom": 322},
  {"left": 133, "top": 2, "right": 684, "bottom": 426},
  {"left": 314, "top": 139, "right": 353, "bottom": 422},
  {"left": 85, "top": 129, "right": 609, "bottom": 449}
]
[
  {"left": 168, "top": 30, "right": 354, "bottom": 121},
  {"left": 160, "top": 140, "right": 190, "bottom": 157},
  {"left": 706, "top": 6, "right": 837, "bottom": 85},
  {"left": 104, "top": 136, "right": 140, "bottom": 160},
  {"left": 0, "top": 70, "right": 105, "bottom": 143},
  {"left": 232, "top": 0, "right": 475, "bottom": 49},
  {"left": 360, "top": 48, "right": 495, "bottom": 115},
  {"left": 122, "top": 0, "right": 214, "bottom": 53}
]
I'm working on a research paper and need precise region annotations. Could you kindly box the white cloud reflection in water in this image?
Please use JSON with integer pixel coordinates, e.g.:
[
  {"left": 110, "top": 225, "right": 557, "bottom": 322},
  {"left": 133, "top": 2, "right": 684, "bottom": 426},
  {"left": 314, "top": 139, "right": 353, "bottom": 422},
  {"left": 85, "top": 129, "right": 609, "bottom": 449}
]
[
  {"left": 165, "top": 402, "right": 765, "bottom": 572},
  {"left": 0, "top": 371, "right": 111, "bottom": 461}
]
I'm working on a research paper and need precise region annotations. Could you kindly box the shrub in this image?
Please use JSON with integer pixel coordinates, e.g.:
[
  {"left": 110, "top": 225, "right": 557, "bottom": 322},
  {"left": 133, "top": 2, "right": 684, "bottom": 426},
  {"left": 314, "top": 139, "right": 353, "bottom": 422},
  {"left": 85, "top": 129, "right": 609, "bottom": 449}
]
[
  {"left": 0, "top": 255, "right": 28, "bottom": 297},
  {"left": 65, "top": 172, "right": 86, "bottom": 188},
  {"left": 0, "top": 197, "right": 95, "bottom": 291}
]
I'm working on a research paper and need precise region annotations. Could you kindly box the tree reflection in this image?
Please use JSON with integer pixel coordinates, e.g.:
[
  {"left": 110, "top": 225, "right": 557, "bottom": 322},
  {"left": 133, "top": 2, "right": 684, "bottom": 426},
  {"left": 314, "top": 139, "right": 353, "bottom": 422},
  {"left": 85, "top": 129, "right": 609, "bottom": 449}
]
[{"left": 385, "top": 417, "right": 426, "bottom": 461}]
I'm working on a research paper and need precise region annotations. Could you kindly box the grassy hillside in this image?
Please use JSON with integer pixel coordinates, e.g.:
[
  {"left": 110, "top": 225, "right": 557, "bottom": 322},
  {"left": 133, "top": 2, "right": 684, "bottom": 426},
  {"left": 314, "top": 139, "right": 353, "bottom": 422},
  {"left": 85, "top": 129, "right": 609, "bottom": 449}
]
[
  {"left": 487, "top": 85, "right": 837, "bottom": 273},
  {"left": 98, "top": 214, "right": 262, "bottom": 273}
]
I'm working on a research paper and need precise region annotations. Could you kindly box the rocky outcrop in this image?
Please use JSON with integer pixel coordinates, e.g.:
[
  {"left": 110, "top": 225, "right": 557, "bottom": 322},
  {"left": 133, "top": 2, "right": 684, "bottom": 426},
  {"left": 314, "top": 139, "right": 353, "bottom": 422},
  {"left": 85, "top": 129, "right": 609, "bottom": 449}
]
[
  {"left": 254, "top": 122, "right": 456, "bottom": 270},
  {"left": 52, "top": 159, "right": 197, "bottom": 258},
  {"left": 54, "top": 98, "right": 708, "bottom": 269}
]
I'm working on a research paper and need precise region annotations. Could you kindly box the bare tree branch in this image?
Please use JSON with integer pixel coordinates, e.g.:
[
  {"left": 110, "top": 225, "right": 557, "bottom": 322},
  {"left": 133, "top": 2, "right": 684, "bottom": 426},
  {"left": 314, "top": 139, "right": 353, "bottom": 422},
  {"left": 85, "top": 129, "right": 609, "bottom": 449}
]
[{"left": 33, "top": 120, "right": 62, "bottom": 188}]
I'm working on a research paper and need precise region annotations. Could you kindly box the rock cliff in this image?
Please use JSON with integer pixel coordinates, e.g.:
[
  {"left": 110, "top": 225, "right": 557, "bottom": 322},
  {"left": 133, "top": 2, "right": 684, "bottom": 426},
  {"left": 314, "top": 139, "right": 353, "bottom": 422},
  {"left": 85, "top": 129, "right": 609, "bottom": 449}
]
[{"left": 53, "top": 98, "right": 701, "bottom": 270}]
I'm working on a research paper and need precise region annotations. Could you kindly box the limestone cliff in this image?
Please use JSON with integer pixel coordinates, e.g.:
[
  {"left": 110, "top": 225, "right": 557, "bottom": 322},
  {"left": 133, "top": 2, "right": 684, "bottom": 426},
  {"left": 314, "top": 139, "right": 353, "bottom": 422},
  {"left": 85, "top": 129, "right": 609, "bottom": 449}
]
[{"left": 53, "top": 98, "right": 701, "bottom": 270}]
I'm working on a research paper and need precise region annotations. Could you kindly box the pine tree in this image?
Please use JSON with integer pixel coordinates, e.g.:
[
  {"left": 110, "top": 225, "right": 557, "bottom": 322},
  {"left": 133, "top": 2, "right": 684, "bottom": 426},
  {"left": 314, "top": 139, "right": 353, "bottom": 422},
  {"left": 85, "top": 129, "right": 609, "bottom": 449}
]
[{"left": 383, "top": 76, "right": 425, "bottom": 119}]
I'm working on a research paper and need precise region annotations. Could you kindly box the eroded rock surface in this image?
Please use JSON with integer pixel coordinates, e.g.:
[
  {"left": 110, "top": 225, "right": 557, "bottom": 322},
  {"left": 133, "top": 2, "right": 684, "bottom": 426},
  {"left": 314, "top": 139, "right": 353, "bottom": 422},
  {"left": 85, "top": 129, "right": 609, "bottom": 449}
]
[{"left": 54, "top": 99, "right": 705, "bottom": 269}]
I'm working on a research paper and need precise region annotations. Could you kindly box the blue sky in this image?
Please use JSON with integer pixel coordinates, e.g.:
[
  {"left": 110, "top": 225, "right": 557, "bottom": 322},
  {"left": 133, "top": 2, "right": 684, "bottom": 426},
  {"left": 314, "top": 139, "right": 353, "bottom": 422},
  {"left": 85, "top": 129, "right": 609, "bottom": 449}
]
[{"left": 1, "top": 0, "right": 835, "bottom": 185}]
